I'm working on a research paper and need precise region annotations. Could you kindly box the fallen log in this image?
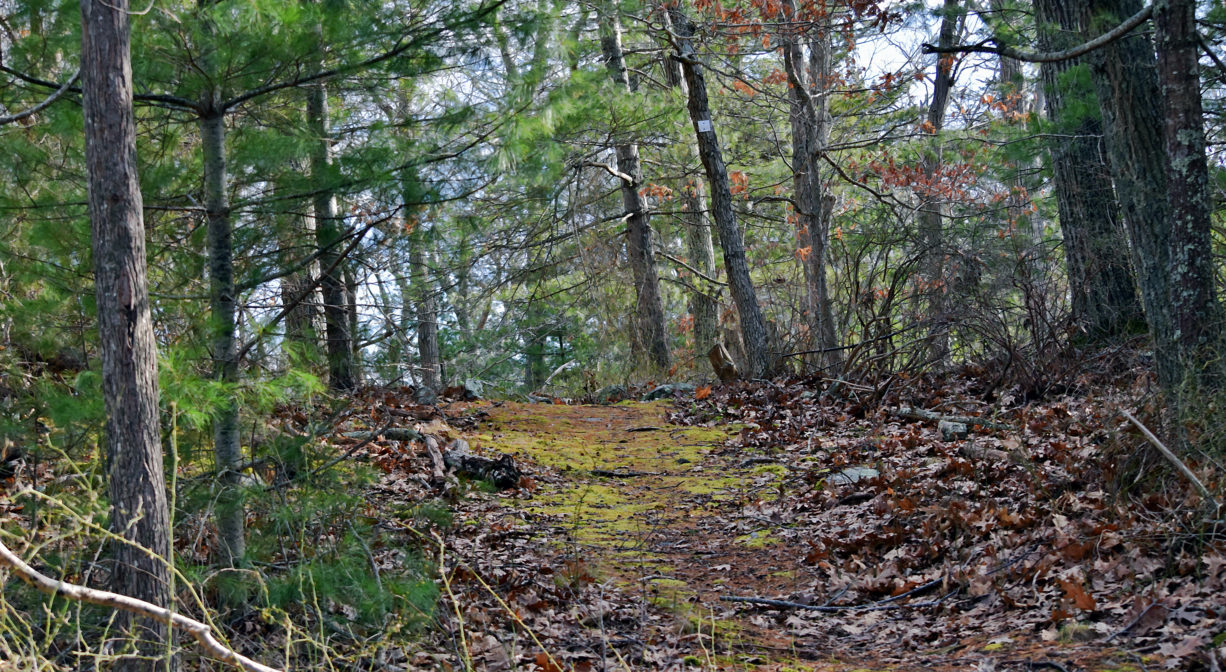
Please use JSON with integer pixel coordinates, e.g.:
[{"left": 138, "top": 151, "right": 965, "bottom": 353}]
[
  {"left": 893, "top": 406, "right": 1013, "bottom": 431},
  {"left": 443, "top": 439, "right": 521, "bottom": 489}
]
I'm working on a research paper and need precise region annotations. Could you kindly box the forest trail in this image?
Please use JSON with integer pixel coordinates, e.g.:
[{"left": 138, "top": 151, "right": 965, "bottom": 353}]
[{"left": 416, "top": 398, "right": 1157, "bottom": 671}]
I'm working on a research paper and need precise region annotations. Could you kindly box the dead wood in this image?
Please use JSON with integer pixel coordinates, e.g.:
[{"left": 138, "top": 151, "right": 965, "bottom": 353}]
[
  {"left": 893, "top": 406, "right": 1013, "bottom": 431},
  {"left": 443, "top": 439, "right": 521, "bottom": 489},
  {"left": 0, "top": 534, "right": 281, "bottom": 672}
]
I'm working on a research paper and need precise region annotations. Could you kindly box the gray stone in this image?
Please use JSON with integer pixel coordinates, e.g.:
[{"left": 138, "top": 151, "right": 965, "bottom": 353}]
[
  {"left": 939, "top": 420, "right": 968, "bottom": 441},
  {"left": 828, "top": 466, "right": 879, "bottom": 486},
  {"left": 416, "top": 385, "right": 438, "bottom": 405},
  {"left": 592, "top": 384, "right": 629, "bottom": 404},
  {"left": 640, "top": 383, "right": 697, "bottom": 401}
]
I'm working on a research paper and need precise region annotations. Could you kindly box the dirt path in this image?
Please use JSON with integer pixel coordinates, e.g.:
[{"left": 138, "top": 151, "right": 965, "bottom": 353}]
[{"left": 429, "top": 399, "right": 1158, "bottom": 671}]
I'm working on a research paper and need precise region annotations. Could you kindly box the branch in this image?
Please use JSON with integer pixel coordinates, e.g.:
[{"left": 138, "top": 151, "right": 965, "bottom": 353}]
[
  {"left": 1121, "top": 409, "right": 1220, "bottom": 510},
  {"left": 219, "top": 0, "right": 508, "bottom": 112},
  {"left": 0, "top": 539, "right": 281, "bottom": 672},
  {"left": 579, "top": 160, "right": 635, "bottom": 185},
  {"left": 0, "top": 68, "right": 79, "bottom": 125},
  {"left": 922, "top": 4, "right": 1153, "bottom": 64},
  {"left": 0, "top": 63, "right": 200, "bottom": 111}
]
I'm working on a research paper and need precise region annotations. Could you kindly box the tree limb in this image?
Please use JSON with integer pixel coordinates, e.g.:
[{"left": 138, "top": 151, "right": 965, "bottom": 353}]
[
  {"left": 1121, "top": 409, "right": 1220, "bottom": 509},
  {"left": 0, "top": 539, "right": 282, "bottom": 672},
  {"left": 922, "top": 4, "right": 1153, "bottom": 63},
  {"left": 0, "top": 68, "right": 80, "bottom": 125}
]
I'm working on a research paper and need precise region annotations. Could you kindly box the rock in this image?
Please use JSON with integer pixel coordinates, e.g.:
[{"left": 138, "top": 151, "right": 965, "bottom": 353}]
[
  {"left": 442, "top": 380, "right": 482, "bottom": 401},
  {"left": 828, "top": 466, "right": 879, "bottom": 486},
  {"left": 462, "top": 379, "right": 484, "bottom": 399},
  {"left": 415, "top": 385, "right": 438, "bottom": 405},
  {"left": 939, "top": 420, "right": 969, "bottom": 441},
  {"left": 640, "top": 383, "right": 696, "bottom": 401},
  {"left": 591, "top": 384, "right": 628, "bottom": 404},
  {"left": 708, "top": 342, "right": 739, "bottom": 383}
]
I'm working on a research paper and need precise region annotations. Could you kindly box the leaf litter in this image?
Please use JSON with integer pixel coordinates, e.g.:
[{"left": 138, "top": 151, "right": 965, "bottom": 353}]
[{"left": 329, "top": 371, "right": 1226, "bottom": 670}]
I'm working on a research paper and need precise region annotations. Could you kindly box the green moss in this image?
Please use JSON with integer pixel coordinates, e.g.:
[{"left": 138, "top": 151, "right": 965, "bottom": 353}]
[{"left": 734, "top": 531, "right": 780, "bottom": 548}]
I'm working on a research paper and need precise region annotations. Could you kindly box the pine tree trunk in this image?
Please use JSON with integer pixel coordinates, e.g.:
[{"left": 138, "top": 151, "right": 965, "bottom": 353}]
[
  {"left": 669, "top": 4, "right": 770, "bottom": 378},
  {"left": 1035, "top": 0, "right": 1143, "bottom": 340},
  {"left": 80, "top": 0, "right": 175, "bottom": 667},
  {"left": 409, "top": 224, "right": 442, "bottom": 392},
  {"left": 280, "top": 206, "right": 323, "bottom": 355},
  {"left": 599, "top": 0, "right": 671, "bottom": 371},
  {"left": 781, "top": 3, "right": 841, "bottom": 372},
  {"left": 344, "top": 264, "right": 362, "bottom": 384},
  {"left": 308, "top": 79, "right": 357, "bottom": 392},
  {"left": 201, "top": 109, "right": 245, "bottom": 570},
  {"left": 918, "top": 0, "right": 961, "bottom": 364},
  {"left": 660, "top": 8, "right": 719, "bottom": 362},
  {"left": 1080, "top": 0, "right": 1176, "bottom": 386},
  {"left": 1153, "top": 0, "right": 1219, "bottom": 384}
]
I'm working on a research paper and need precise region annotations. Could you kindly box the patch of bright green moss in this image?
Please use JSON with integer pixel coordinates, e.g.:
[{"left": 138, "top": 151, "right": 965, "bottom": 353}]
[{"left": 734, "top": 531, "right": 780, "bottom": 548}]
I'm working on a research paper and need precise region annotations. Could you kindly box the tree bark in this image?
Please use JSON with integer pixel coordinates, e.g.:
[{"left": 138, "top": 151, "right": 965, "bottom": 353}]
[
  {"left": 781, "top": 1, "right": 840, "bottom": 372},
  {"left": 599, "top": 0, "right": 671, "bottom": 371},
  {"left": 660, "top": 8, "right": 719, "bottom": 362},
  {"left": 308, "top": 79, "right": 357, "bottom": 392},
  {"left": 409, "top": 222, "right": 442, "bottom": 392},
  {"left": 1080, "top": 0, "right": 1176, "bottom": 385},
  {"left": 668, "top": 4, "right": 770, "bottom": 378},
  {"left": 80, "top": 0, "right": 175, "bottom": 667},
  {"left": 1035, "top": 0, "right": 1144, "bottom": 340},
  {"left": 917, "top": 0, "right": 961, "bottom": 363},
  {"left": 279, "top": 204, "right": 323, "bottom": 355},
  {"left": 201, "top": 109, "right": 245, "bottom": 570},
  {"left": 1153, "top": 0, "right": 1219, "bottom": 383}
]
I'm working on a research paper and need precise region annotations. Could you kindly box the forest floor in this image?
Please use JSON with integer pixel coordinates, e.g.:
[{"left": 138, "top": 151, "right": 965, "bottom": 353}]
[{"left": 354, "top": 373, "right": 1226, "bottom": 671}]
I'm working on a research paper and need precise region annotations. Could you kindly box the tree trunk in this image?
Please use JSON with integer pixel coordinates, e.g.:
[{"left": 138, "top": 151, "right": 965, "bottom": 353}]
[
  {"left": 279, "top": 205, "right": 323, "bottom": 356},
  {"left": 1080, "top": 0, "right": 1176, "bottom": 385},
  {"left": 781, "top": 1, "right": 841, "bottom": 372},
  {"left": 1153, "top": 0, "right": 1219, "bottom": 384},
  {"left": 80, "top": 0, "right": 175, "bottom": 667},
  {"left": 660, "top": 8, "right": 719, "bottom": 362},
  {"left": 599, "top": 0, "right": 671, "bottom": 371},
  {"left": 1035, "top": 0, "right": 1143, "bottom": 340},
  {"left": 201, "top": 110, "right": 245, "bottom": 570},
  {"left": 668, "top": 4, "right": 770, "bottom": 378},
  {"left": 410, "top": 223, "right": 442, "bottom": 392},
  {"left": 308, "top": 79, "right": 357, "bottom": 392},
  {"left": 918, "top": 0, "right": 961, "bottom": 363},
  {"left": 344, "top": 263, "right": 362, "bottom": 384}
]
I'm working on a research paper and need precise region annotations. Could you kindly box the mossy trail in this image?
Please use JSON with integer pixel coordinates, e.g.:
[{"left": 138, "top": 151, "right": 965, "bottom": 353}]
[
  {"left": 459, "top": 400, "right": 840, "bottom": 664},
  {"left": 445, "top": 399, "right": 1148, "bottom": 672}
]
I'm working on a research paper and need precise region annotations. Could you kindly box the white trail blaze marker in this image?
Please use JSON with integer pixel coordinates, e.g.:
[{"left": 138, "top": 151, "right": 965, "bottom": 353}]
[{"left": 697, "top": 119, "right": 713, "bottom": 132}]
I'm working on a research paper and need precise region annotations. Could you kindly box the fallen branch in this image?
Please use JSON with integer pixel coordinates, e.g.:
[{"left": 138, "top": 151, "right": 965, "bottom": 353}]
[
  {"left": 894, "top": 406, "right": 1013, "bottom": 431},
  {"left": 1121, "top": 410, "right": 1220, "bottom": 510},
  {"left": 591, "top": 468, "right": 656, "bottom": 478},
  {"left": 721, "top": 590, "right": 954, "bottom": 613},
  {"left": 0, "top": 540, "right": 281, "bottom": 672},
  {"left": 340, "top": 427, "right": 424, "bottom": 442}
]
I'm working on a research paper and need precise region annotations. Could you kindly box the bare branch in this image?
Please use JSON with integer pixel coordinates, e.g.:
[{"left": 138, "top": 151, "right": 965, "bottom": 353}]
[
  {"left": 922, "top": 4, "right": 1153, "bottom": 63},
  {"left": 0, "top": 538, "right": 282, "bottom": 672},
  {"left": 0, "top": 68, "right": 80, "bottom": 125}
]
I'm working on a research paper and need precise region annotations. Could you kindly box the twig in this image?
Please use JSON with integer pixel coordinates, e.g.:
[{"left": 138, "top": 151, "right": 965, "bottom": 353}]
[
  {"left": 0, "top": 540, "right": 281, "bottom": 672},
  {"left": 1121, "top": 410, "right": 1220, "bottom": 510},
  {"left": 268, "top": 420, "right": 397, "bottom": 490},
  {"left": 1105, "top": 600, "right": 1159, "bottom": 642}
]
